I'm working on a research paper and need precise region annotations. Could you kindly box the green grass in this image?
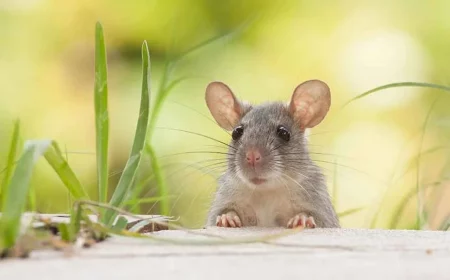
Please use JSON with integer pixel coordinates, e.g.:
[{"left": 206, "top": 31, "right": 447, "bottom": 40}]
[
  {"left": 94, "top": 22, "right": 110, "bottom": 205},
  {"left": 44, "top": 141, "right": 89, "bottom": 199},
  {"left": 0, "top": 22, "right": 154, "bottom": 253},
  {"left": 0, "top": 141, "right": 50, "bottom": 249},
  {"left": 103, "top": 40, "right": 151, "bottom": 226},
  {"left": 344, "top": 81, "right": 450, "bottom": 230}
]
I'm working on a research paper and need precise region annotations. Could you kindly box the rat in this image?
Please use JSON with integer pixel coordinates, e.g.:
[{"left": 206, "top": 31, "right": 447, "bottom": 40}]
[{"left": 203, "top": 79, "right": 340, "bottom": 229}]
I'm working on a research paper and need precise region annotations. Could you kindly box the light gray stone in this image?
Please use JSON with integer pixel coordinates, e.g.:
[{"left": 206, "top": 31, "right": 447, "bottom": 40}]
[{"left": 1, "top": 227, "right": 449, "bottom": 280}]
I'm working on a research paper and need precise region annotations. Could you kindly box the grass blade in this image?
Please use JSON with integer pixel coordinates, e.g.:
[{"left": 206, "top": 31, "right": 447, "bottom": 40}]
[
  {"left": 58, "top": 223, "right": 72, "bottom": 242},
  {"left": 389, "top": 181, "right": 443, "bottom": 229},
  {"left": 70, "top": 203, "right": 82, "bottom": 240},
  {"left": 145, "top": 144, "right": 169, "bottom": 216},
  {"left": 112, "top": 216, "right": 128, "bottom": 231},
  {"left": 171, "top": 15, "right": 258, "bottom": 65},
  {"left": 0, "top": 141, "right": 50, "bottom": 248},
  {"left": 27, "top": 183, "right": 36, "bottom": 213},
  {"left": 128, "top": 218, "right": 153, "bottom": 232},
  {"left": 415, "top": 95, "right": 440, "bottom": 229},
  {"left": 103, "top": 41, "right": 151, "bottom": 225},
  {"left": 123, "top": 196, "right": 173, "bottom": 206},
  {"left": 44, "top": 142, "right": 89, "bottom": 199},
  {"left": 0, "top": 119, "right": 20, "bottom": 208},
  {"left": 342, "top": 82, "right": 450, "bottom": 108},
  {"left": 94, "top": 22, "right": 110, "bottom": 203}
]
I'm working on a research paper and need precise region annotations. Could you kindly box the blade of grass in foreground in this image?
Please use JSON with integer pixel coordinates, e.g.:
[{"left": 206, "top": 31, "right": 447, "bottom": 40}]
[
  {"left": 0, "top": 119, "right": 20, "bottom": 207},
  {"left": 4, "top": 139, "right": 89, "bottom": 202},
  {"left": 44, "top": 141, "right": 89, "bottom": 199},
  {"left": 94, "top": 21, "right": 110, "bottom": 204},
  {"left": 103, "top": 41, "right": 151, "bottom": 226},
  {"left": 0, "top": 141, "right": 49, "bottom": 249}
]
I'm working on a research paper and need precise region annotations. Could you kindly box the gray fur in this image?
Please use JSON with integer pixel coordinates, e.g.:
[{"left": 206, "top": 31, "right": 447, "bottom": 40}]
[{"left": 205, "top": 101, "right": 340, "bottom": 228}]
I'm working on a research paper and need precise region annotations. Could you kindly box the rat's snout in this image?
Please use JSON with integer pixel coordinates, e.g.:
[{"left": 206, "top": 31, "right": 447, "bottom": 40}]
[{"left": 245, "top": 149, "right": 262, "bottom": 167}]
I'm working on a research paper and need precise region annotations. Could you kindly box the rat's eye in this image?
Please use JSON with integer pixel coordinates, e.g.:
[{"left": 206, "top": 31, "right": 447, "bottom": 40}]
[
  {"left": 232, "top": 125, "right": 244, "bottom": 140},
  {"left": 276, "top": 125, "right": 290, "bottom": 141}
]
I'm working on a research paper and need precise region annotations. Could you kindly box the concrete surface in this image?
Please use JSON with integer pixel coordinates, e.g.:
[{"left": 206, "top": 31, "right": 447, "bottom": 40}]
[{"left": 1, "top": 226, "right": 450, "bottom": 280}]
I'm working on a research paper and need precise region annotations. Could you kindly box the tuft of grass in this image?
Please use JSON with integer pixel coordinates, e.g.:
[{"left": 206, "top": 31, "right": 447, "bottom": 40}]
[
  {"left": 94, "top": 22, "right": 110, "bottom": 204},
  {"left": 103, "top": 41, "right": 151, "bottom": 226},
  {"left": 388, "top": 180, "right": 445, "bottom": 229},
  {"left": 0, "top": 141, "right": 49, "bottom": 249},
  {"left": 369, "top": 144, "right": 449, "bottom": 228},
  {"left": 343, "top": 81, "right": 450, "bottom": 229}
]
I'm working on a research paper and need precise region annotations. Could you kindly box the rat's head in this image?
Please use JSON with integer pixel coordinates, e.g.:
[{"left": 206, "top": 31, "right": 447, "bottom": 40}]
[{"left": 205, "top": 80, "right": 331, "bottom": 188}]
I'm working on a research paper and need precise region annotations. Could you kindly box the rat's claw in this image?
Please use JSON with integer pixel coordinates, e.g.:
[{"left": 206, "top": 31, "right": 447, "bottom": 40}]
[
  {"left": 287, "top": 213, "right": 316, "bottom": 229},
  {"left": 233, "top": 215, "right": 242, "bottom": 227},
  {"left": 216, "top": 212, "right": 242, "bottom": 228}
]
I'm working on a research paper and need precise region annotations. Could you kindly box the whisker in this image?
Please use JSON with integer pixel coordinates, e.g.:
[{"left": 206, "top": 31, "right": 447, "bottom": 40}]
[
  {"left": 167, "top": 100, "right": 232, "bottom": 137},
  {"left": 158, "top": 151, "right": 236, "bottom": 159},
  {"left": 155, "top": 127, "right": 236, "bottom": 151},
  {"left": 275, "top": 176, "right": 294, "bottom": 207},
  {"left": 280, "top": 172, "right": 312, "bottom": 199},
  {"left": 307, "top": 130, "right": 340, "bottom": 137},
  {"left": 280, "top": 158, "right": 367, "bottom": 174},
  {"left": 276, "top": 151, "right": 354, "bottom": 159},
  {"left": 270, "top": 143, "right": 284, "bottom": 153}
]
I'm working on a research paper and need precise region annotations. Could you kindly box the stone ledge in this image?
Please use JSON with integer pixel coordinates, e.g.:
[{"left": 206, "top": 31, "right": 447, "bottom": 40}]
[{"left": 1, "top": 227, "right": 449, "bottom": 279}]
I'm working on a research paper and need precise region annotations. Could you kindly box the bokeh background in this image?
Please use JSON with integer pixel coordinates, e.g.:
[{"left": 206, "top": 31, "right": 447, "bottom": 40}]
[{"left": 1, "top": 0, "right": 450, "bottom": 229}]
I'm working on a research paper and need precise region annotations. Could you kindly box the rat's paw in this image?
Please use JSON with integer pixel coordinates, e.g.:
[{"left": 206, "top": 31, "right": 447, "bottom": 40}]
[
  {"left": 216, "top": 212, "right": 242, "bottom": 228},
  {"left": 287, "top": 213, "right": 316, "bottom": 229}
]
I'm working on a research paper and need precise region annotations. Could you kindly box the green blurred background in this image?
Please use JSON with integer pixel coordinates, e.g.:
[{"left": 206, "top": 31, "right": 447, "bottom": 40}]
[{"left": 1, "top": 0, "right": 450, "bottom": 229}]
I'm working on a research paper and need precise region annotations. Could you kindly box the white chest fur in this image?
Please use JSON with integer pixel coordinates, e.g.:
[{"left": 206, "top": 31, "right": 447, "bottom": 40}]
[{"left": 244, "top": 185, "right": 294, "bottom": 227}]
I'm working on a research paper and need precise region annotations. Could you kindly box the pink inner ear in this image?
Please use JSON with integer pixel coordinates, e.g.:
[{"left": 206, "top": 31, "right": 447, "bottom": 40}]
[
  {"left": 289, "top": 80, "right": 331, "bottom": 129},
  {"left": 205, "top": 81, "right": 242, "bottom": 130}
]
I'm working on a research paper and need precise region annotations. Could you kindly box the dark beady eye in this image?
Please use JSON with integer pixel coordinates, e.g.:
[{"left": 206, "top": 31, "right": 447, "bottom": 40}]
[
  {"left": 277, "top": 125, "right": 290, "bottom": 141},
  {"left": 232, "top": 125, "right": 244, "bottom": 140}
]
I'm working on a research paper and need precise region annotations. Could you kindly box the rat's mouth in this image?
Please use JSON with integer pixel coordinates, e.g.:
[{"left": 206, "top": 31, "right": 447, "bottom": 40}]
[{"left": 250, "top": 177, "right": 267, "bottom": 185}]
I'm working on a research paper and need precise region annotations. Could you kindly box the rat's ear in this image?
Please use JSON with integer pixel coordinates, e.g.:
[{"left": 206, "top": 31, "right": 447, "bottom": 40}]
[
  {"left": 205, "top": 81, "right": 243, "bottom": 130},
  {"left": 288, "top": 80, "right": 331, "bottom": 130}
]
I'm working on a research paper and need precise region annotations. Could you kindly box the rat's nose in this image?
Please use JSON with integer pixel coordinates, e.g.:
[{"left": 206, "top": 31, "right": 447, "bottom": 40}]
[{"left": 246, "top": 149, "right": 262, "bottom": 167}]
